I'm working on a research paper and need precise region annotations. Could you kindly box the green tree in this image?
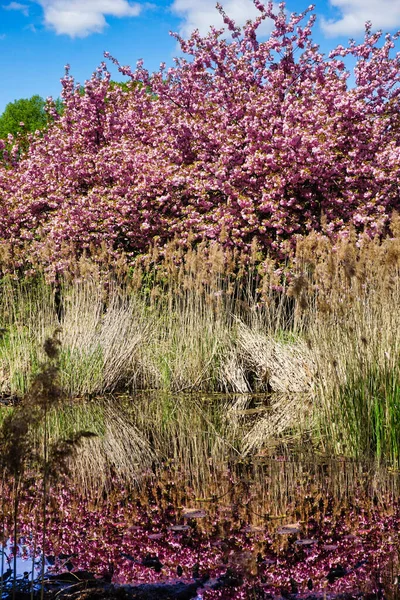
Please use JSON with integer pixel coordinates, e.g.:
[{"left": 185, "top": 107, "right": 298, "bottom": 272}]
[{"left": 0, "top": 95, "right": 48, "bottom": 139}]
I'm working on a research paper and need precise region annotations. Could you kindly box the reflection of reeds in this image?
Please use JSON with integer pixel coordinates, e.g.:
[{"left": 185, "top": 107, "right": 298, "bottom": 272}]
[{"left": 1, "top": 453, "right": 399, "bottom": 595}]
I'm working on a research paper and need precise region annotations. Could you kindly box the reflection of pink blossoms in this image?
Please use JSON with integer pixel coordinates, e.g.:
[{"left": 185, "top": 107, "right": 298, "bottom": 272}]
[
  {"left": 0, "top": 2, "right": 400, "bottom": 274},
  {"left": 2, "top": 476, "right": 398, "bottom": 598}
]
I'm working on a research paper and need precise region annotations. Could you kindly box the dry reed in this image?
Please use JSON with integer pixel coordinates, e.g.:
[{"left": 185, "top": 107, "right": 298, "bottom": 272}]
[{"left": 0, "top": 220, "right": 398, "bottom": 466}]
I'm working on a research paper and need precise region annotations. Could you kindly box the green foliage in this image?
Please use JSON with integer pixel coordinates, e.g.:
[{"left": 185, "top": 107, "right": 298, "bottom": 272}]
[
  {"left": 330, "top": 362, "right": 400, "bottom": 465},
  {"left": 0, "top": 95, "right": 48, "bottom": 139},
  {"left": 109, "top": 80, "right": 132, "bottom": 92},
  {"left": 107, "top": 80, "right": 155, "bottom": 99}
]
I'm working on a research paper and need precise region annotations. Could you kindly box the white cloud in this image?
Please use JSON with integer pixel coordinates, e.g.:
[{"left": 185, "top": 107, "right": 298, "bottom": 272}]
[
  {"left": 321, "top": 0, "right": 400, "bottom": 37},
  {"left": 0, "top": 33, "right": 6, "bottom": 39},
  {"left": 34, "top": 0, "right": 144, "bottom": 37},
  {"left": 171, "top": 0, "right": 277, "bottom": 38},
  {"left": 2, "top": 2, "right": 29, "bottom": 16}
]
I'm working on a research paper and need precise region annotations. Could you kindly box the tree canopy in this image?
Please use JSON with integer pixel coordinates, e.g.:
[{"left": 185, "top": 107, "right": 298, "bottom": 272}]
[
  {"left": 0, "top": 95, "right": 48, "bottom": 139},
  {"left": 0, "top": 2, "right": 399, "bottom": 276}
]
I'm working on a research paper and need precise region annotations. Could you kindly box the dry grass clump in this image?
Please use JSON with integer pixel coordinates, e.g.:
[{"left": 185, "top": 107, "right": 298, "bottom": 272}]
[
  {"left": 58, "top": 277, "right": 149, "bottom": 395},
  {"left": 0, "top": 275, "right": 149, "bottom": 397},
  {"left": 223, "top": 322, "right": 315, "bottom": 394},
  {"left": 221, "top": 214, "right": 400, "bottom": 462},
  {"left": 0, "top": 275, "right": 57, "bottom": 396}
]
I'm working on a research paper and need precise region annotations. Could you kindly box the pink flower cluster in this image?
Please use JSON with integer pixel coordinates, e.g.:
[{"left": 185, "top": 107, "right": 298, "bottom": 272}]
[{"left": 1, "top": 2, "right": 399, "bottom": 271}]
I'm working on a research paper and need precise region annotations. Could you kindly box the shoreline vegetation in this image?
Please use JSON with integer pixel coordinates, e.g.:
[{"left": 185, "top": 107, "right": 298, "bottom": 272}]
[
  {"left": 0, "top": 220, "right": 399, "bottom": 466},
  {"left": 0, "top": 0, "right": 398, "bottom": 468}
]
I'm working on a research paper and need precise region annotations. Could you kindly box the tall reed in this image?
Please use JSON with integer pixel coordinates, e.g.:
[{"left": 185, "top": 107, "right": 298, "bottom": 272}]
[{"left": 295, "top": 219, "right": 400, "bottom": 464}]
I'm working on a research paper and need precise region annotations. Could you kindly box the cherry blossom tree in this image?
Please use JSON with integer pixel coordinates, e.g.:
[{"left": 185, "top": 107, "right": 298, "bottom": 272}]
[{"left": 0, "top": 1, "right": 399, "bottom": 273}]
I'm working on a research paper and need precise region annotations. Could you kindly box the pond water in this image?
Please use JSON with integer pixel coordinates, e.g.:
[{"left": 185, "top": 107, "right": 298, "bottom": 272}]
[{"left": 1, "top": 395, "right": 400, "bottom": 599}]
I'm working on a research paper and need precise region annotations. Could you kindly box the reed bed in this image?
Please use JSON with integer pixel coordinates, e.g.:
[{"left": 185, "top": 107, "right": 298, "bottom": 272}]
[
  {"left": 0, "top": 219, "right": 398, "bottom": 466},
  {"left": 0, "top": 240, "right": 295, "bottom": 398}
]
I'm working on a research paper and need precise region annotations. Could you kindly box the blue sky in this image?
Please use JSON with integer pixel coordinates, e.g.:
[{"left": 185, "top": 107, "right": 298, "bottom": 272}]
[{"left": 1, "top": 0, "right": 399, "bottom": 113}]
